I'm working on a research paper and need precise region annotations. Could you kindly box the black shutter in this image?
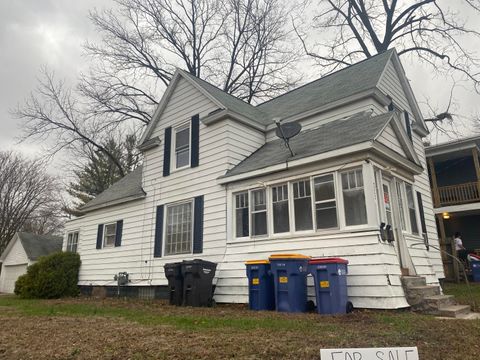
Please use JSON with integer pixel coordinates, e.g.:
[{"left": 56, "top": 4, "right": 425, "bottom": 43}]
[
  {"left": 405, "top": 111, "right": 412, "bottom": 141},
  {"left": 416, "top": 191, "right": 429, "bottom": 249},
  {"left": 154, "top": 205, "right": 164, "bottom": 257},
  {"left": 96, "top": 224, "right": 104, "bottom": 249},
  {"left": 191, "top": 114, "right": 200, "bottom": 168},
  {"left": 115, "top": 220, "right": 123, "bottom": 247},
  {"left": 193, "top": 195, "right": 204, "bottom": 254},
  {"left": 163, "top": 127, "right": 172, "bottom": 177}
]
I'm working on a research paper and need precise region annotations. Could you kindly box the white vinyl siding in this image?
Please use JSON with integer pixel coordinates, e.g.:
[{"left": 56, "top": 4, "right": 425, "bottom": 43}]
[{"left": 165, "top": 201, "right": 193, "bottom": 255}]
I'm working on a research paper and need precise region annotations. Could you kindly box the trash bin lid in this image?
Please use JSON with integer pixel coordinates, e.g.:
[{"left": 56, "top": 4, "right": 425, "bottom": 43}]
[
  {"left": 269, "top": 253, "right": 310, "bottom": 260},
  {"left": 245, "top": 260, "right": 270, "bottom": 265},
  {"left": 309, "top": 257, "right": 348, "bottom": 264}
]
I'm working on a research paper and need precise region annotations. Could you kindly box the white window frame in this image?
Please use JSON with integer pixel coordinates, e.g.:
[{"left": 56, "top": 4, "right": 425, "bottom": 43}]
[
  {"left": 232, "top": 165, "right": 373, "bottom": 241},
  {"left": 103, "top": 222, "right": 117, "bottom": 248},
  {"left": 270, "top": 183, "right": 290, "bottom": 234},
  {"left": 395, "top": 180, "right": 408, "bottom": 232},
  {"left": 234, "top": 191, "right": 250, "bottom": 238},
  {"left": 172, "top": 122, "right": 191, "bottom": 171},
  {"left": 163, "top": 199, "right": 194, "bottom": 256},
  {"left": 250, "top": 188, "right": 269, "bottom": 238},
  {"left": 312, "top": 173, "right": 339, "bottom": 230},
  {"left": 66, "top": 231, "right": 79, "bottom": 253},
  {"left": 339, "top": 168, "right": 369, "bottom": 228},
  {"left": 405, "top": 182, "right": 421, "bottom": 236}
]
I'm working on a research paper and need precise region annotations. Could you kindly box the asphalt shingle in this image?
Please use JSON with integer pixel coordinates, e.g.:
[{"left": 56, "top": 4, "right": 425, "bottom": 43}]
[
  {"left": 80, "top": 166, "right": 145, "bottom": 212},
  {"left": 222, "top": 111, "right": 393, "bottom": 178},
  {"left": 17, "top": 232, "right": 63, "bottom": 261}
]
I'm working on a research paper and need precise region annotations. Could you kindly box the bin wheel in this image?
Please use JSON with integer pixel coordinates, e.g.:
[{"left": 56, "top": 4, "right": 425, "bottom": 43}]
[
  {"left": 306, "top": 300, "right": 316, "bottom": 312},
  {"left": 346, "top": 301, "right": 354, "bottom": 314}
]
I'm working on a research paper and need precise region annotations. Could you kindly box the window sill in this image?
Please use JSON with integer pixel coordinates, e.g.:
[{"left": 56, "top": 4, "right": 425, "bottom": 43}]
[{"left": 229, "top": 226, "right": 379, "bottom": 244}]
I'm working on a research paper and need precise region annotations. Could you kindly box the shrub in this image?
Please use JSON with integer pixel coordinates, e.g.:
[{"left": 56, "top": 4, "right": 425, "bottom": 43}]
[{"left": 14, "top": 251, "right": 81, "bottom": 299}]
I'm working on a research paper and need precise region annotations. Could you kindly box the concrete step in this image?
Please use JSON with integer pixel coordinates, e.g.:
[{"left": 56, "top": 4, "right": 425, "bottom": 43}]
[
  {"left": 401, "top": 276, "right": 426, "bottom": 288},
  {"left": 423, "top": 295, "right": 456, "bottom": 308},
  {"left": 405, "top": 285, "right": 441, "bottom": 306},
  {"left": 455, "top": 312, "right": 480, "bottom": 320},
  {"left": 437, "top": 305, "right": 471, "bottom": 318}
]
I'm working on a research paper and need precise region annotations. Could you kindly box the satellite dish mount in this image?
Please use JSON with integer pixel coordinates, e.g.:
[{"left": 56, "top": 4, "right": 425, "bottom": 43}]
[{"left": 275, "top": 120, "right": 302, "bottom": 157}]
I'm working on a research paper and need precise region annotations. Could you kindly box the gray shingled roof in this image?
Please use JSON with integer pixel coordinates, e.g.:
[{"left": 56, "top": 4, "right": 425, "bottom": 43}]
[
  {"left": 179, "top": 70, "right": 269, "bottom": 123},
  {"left": 80, "top": 166, "right": 145, "bottom": 212},
  {"left": 17, "top": 232, "right": 63, "bottom": 261},
  {"left": 257, "top": 50, "right": 393, "bottom": 122},
  {"left": 180, "top": 50, "right": 393, "bottom": 127},
  {"left": 222, "top": 111, "right": 393, "bottom": 178}
]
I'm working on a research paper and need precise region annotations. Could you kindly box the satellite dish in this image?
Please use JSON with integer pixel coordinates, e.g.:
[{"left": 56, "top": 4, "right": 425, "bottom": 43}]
[
  {"left": 275, "top": 121, "right": 302, "bottom": 140},
  {"left": 275, "top": 120, "right": 302, "bottom": 157}
]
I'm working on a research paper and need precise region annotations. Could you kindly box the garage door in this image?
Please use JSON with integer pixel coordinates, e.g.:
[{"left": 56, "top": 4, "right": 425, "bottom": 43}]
[{"left": 0, "top": 264, "right": 28, "bottom": 293}]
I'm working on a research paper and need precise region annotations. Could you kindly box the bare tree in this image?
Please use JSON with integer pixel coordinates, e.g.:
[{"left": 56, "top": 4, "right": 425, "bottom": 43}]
[
  {"left": 294, "top": 0, "right": 480, "bottom": 137},
  {"left": 295, "top": 1, "right": 480, "bottom": 83},
  {"left": 14, "top": 68, "right": 130, "bottom": 177},
  {"left": 0, "top": 151, "right": 61, "bottom": 255}
]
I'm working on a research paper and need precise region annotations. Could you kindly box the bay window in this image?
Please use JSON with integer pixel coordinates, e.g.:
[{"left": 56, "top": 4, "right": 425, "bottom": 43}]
[
  {"left": 313, "top": 174, "right": 338, "bottom": 229},
  {"left": 292, "top": 179, "right": 313, "bottom": 231},
  {"left": 341, "top": 169, "right": 367, "bottom": 226},
  {"left": 272, "top": 184, "right": 290, "bottom": 233},
  {"left": 251, "top": 189, "right": 267, "bottom": 236}
]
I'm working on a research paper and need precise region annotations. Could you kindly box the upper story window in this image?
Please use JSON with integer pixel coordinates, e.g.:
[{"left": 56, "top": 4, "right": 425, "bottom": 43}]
[
  {"left": 174, "top": 123, "right": 190, "bottom": 169},
  {"left": 165, "top": 201, "right": 193, "bottom": 255},
  {"left": 66, "top": 231, "right": 79, "bottom": 253},
  {"left": 341, "top": 169, "right": 367, "bottom": 226},
  {"left": 103, "top": 223, "right": 117, "bottom": 247}
]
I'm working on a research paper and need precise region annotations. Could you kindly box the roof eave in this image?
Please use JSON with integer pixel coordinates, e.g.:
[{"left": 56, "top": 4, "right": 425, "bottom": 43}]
[
  {"left": 137, "top": 136, "right": 161, "bottom": 152},
  {"left": 202, "top": 109, "right": 267, "bottom": 132},
  {"left": 0, "top": 233, "right": 20, "bottom": 262},
  {"left": 372, "top": 142, "right": 424, "bottom": 175},
  {"left": 80, "top": 193, "right": 146, "bottom": 213}
]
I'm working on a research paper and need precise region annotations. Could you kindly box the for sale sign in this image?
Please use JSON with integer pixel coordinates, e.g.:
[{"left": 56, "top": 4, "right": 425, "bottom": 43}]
[{"left": 320, "top": 347, "right": 418, "bottom": 360}]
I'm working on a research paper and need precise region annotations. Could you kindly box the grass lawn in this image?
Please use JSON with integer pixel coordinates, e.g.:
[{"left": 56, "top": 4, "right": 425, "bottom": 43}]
[{"left": 0, "top": 292, "right": 479, "bottom": 360}]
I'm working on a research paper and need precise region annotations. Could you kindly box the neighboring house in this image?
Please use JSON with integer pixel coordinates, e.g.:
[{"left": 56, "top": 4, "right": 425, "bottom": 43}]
[
  {"left": 0, "top": 232, "right": 63, "bottom": 293},
  {"left": 425, "top": 136, "right": 480, "bottom": 281},
  {"left": 63, "top": 49, "right": 444, "bottom": 309}
]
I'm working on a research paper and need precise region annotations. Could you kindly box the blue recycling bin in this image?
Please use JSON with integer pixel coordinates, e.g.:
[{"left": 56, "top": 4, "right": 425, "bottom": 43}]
[
  {"left": 245, "top": 260, "right": 275, "bottom": 311},
  {"left": 472, "top": 260, "right": 480, "bottom": 282},
  {"left": 269, "top": 254, "right": 310, "bottom": 312},
  {"left": 309, "top": 257, "right": 349, "bottom": 315}
]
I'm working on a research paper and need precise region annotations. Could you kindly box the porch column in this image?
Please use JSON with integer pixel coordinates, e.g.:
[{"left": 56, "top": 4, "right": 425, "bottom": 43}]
[
  {"left": 428, "top": 157, "right": 440, "bottom": 207},
  {"left": 472, "top": 147, "right": 480, "bottom": 198}
]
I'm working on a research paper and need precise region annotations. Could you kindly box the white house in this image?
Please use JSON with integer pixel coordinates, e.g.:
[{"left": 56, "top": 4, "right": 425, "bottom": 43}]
[
  {"left": 0, "top": 232, "right": 63, "bottom": 293},
  {"left": 63, "top": 49, "right": 444, "bottom": 309}
]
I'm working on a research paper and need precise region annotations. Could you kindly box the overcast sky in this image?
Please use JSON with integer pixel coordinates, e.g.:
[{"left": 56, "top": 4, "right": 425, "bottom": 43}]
[{"left": 1, "top": 0, "right": 479, "bottom": 175}]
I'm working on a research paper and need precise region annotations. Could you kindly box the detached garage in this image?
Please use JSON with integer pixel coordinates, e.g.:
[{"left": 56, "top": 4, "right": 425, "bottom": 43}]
[{"left": 0, "top": 232, "right": 63, "bottom": 293}]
